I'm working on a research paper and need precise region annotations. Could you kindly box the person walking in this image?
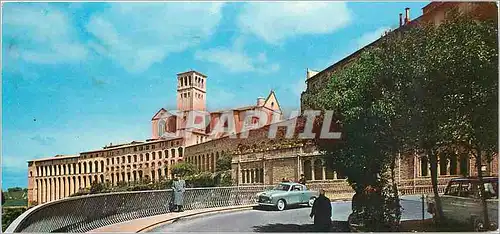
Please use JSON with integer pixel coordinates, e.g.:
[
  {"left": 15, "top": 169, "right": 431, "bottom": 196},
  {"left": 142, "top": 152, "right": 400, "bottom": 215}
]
[
  {"left": 299, "top": 174, "right": 307, "bottom": 185},
  {"left": 310, "top": 189, "right": 332, "bottom": 232},
  {"left": 172, "top": 174, "right": 186, "bottom": 212}
]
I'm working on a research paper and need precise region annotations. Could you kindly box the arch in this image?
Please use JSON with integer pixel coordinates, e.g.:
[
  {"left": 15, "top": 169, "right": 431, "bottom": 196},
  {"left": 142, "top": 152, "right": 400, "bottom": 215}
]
[
  {"left": 111, "top": 173, "right": 115, "bottom": 185},
  {"left": 71, "top": 176, "right": 76, "bottom": 194},
  {"left": 58, "top": 177, "right": 62, "bottom": 199},
  {"left": 146, "top": 153, "right": 150, "bottom": 161},
  {"left": 459, "top": 154, "right": 469, "bottom": 176},
  {"left": 171, "top": 149, "right": 176, "bottom": 158},
  {"left": 303, "top": 160, "right": 312, "bottom": 180},
  {"left": 100, "top": 174, "right": 104, "bottom": 183},
  {"left": 94, "top": 161, "right": 99, "bottom": 173},
  {"left": 101, "top": 161, "right": 105, "bottom": 172},
  {"left": 158, "top": 151, "right": 162, "bottom": 159},
  {"left": 134, "top": 155, "right": 138, "bottom": 162},
  {"left": 314, "top": 159, "right": 323, "bottom": 180},
  {"left": 122, "top": 156, "right": 126, "bottom": 164},
  {"left": 140, "top": 154, "right": 144, "bottom": 161},
  {"left": 152, "top": 152, "right": 156, "bottom": 160},
  {"left": 88, "top": 161, "right": 93, "bottom": 174},
  {"left": 449, "top": 153, "right": 458, "bottom": 175},
  {"left": 165, "top": 150, "right": 169, "bottom": 158},
  {"left": 439, "top": 154, "right": 448, "bottom": 175},
  {"left": 421, "top": 156, "right": 429, "bottom": 176},
  {"left": 178, "top": 147, "right": 183, "bottom": 157},
  {"left": 241, "top": 170, "right": 246, "bottom": 184}
]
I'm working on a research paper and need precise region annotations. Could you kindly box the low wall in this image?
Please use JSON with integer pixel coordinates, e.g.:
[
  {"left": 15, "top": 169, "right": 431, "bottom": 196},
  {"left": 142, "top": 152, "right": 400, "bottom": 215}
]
[{"left": 6, "top": 186, "right": 270, "bottom": 233}]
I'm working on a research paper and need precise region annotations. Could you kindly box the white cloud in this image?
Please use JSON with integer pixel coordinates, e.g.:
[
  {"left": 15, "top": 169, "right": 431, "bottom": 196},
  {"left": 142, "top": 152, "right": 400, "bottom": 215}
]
[
  {"left": 2, "top": 4, "right": 88, "bottom": 64},
  {"left": 195, "top": 48, "right": 280, "bottom": 74},
  {"left": 85, "top": 2, "right": 225, "bottom": 73},
  {"left": 238, "top": 2, "right": 351, "bottom": 44},
  {"left": 355, "top": 26, "right": 391, "bottom": 49}
]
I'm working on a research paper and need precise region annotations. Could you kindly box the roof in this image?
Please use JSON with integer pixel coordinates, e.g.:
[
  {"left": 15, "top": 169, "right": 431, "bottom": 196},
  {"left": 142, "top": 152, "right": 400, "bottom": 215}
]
[
  {"left": 80, "top": 137, "right": 182, "bottom": 154},
  {"left": 177, "top": 70, "right": 207, "bottom": 78},
  {"left": 29, "top": 155, "right": 80, "bottom": 163}
]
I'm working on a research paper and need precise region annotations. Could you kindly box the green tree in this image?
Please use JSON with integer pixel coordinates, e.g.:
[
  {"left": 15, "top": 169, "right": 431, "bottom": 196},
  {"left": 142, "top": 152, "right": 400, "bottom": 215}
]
[
  {"left": 171, "top": 162, "right": 197, "bottom": 177},
  {"left": 215, "top": 152, "right": 232, "bottom": 172},
  {"left": 428, "top": 12, "right": 498, "bottom": 228}
]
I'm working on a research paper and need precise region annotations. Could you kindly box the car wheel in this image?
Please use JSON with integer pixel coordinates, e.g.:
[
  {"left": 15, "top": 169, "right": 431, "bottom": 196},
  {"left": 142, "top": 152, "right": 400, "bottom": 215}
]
[
  {"left": 276, "top": 199, "right": 286, "bottom": 211},
  {"left": 472, "top": 218, "right": 484, "bottom": 232},
  {"left": 308, "top": 197, "right": 316, "bottom": 207}
]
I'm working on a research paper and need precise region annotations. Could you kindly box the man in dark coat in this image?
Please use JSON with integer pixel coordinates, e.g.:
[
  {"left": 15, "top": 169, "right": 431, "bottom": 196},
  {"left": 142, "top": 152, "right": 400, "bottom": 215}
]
[
  {"left": 172, "top": 174, "right": 186, "bottom": 212},
  {"left": 299, "top": 174, "right": 306, "bottom": 185},
  {"left": 310, "top": 189, "right": 332, "bottom": 232}
]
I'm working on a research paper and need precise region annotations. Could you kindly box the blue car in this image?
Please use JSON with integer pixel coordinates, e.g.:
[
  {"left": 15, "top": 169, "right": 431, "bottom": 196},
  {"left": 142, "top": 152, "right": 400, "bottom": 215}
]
[{"left": 256, "top": 182, "right": 319, "bottom": 211}]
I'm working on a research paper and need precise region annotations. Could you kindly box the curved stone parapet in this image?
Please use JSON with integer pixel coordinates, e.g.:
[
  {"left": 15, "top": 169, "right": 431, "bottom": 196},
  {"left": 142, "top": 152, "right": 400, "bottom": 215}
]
[{"left": 6, "top": 185, "right": 266, "bottom": 233}]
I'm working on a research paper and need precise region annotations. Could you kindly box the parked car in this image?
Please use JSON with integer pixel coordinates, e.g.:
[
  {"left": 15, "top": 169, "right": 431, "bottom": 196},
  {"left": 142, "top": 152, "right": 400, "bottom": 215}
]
[
  {"left": 426, "top": 177, "right": 499, "bottom": 231},
  {"left": 255, "top": 182, "right": 319, "bottom": 211}
]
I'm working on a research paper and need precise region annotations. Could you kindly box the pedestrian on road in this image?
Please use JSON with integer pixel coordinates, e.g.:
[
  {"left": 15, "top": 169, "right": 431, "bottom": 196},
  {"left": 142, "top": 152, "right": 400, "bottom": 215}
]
[
  {"left": 299, "top": 174, "right": 306, "bottom": 185},
  {"left": 309, "top": 189, "right": 332, "bottom": 232},
  {"left": 172, "top": 174, "right": 186, "bottom": 212}
]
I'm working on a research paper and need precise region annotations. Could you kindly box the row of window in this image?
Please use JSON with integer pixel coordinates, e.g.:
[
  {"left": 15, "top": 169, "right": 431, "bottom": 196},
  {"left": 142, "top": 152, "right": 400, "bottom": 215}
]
[
  {"left": 34, "top": 148, "right": 184, "bottom": 177},
  {"left": 81, "top": 140, "right": 181, "bottom": 159},
  {"left": 419, "top": 155, "right": 469, "bottom": 177},
  {"left": 180, "top": 92, "right": 204, "bottom": 100},
  {"left": 179, "top": 75, "right": 205, "bottom": 89}
]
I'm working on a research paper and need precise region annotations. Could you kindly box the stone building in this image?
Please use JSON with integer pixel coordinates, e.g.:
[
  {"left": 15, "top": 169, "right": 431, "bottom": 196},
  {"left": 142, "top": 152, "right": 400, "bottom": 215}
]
[{"left": 27, "top": 137, "right": 185, "bottom": 205}]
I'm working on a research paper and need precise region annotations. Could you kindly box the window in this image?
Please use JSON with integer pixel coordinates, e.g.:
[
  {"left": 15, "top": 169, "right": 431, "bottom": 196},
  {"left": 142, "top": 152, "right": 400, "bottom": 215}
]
[
  {"left": 292, "top": 185, "right": 303, "bottom": 191},
  {"left": 146, "top": 145, "right": 150, "bottom": 150},
  {"left": 445, "top": 181, "right": 460, "bottom": 196},
  {"left": 484, "top": 181, "right": 499, "bottom": 199},
  {"left": 271, "top": 102, "right": 274, "bottom": 108},
  {"left": 459, "top": 181, "right": 479, "bottom": 198}
]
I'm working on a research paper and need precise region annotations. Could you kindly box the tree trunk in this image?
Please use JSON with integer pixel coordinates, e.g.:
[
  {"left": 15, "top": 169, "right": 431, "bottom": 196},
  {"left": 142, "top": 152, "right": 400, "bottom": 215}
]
[
  {"left": 474, "top": 148, "right": 490, "bottom": 230},
  {"left": 428, "top": 149, "right": 444, "bottom": 222}
]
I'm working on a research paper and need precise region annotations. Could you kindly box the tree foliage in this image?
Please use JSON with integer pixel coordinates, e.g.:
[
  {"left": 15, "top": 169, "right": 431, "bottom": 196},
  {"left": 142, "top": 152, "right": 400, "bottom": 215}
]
[
  {"left": 304, "top": 9, "right": 498, "bottom": 231},
  {"left": 215, "top": 152, "right": 232, "bottom": 172},
  {"left": 171, "top": 162, "right": 198, "bottom": 177}
]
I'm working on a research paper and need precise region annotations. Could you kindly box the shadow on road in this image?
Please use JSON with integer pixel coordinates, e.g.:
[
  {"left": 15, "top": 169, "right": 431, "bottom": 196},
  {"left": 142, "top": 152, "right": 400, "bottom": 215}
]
[
  {"left": 252, "top": 221, "right": 349, "bottom": 232},
  {"left": 252, "top": 205, "right": 310, "bottom": 212}
]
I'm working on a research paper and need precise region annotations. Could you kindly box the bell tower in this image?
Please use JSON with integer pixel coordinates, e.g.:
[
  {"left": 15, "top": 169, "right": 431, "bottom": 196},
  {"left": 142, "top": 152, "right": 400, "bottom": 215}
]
[{"left": 176, "top": 70, "right": 207, "bottom": 111}]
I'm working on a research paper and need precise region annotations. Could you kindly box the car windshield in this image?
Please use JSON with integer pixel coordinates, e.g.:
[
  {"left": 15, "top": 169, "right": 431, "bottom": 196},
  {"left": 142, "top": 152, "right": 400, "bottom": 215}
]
[{"left": 274, "top": 184, "right": 291, "bottom": 191}]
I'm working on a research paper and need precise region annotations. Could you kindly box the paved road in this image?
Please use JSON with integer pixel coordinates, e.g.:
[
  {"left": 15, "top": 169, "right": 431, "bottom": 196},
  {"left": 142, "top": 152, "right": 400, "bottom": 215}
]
[{"left": 149, "top": 196, "right": 431, "bottom": 232}]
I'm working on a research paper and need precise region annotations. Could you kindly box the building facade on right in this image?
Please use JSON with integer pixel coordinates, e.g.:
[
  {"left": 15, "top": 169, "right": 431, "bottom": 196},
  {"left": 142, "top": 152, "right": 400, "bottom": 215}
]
[{"left": 283, "top": 2, "right": 499, "bottom": 184}]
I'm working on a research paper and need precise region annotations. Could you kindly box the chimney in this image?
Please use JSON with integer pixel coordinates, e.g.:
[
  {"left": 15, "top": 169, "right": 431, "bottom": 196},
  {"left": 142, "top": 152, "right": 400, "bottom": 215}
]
[
  {"left": 405, "top": 7, "right": 410, "bottom": 24},
  {"left": 399, "top": 13, "right": 403, "bottom": 27},
  {"left": 256, "top": 97, "right": 265, "bottom": 106}
]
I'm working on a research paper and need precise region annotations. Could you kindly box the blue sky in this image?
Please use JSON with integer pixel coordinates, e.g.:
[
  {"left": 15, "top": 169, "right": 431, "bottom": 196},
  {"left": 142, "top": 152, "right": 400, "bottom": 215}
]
[{"left": 2, "top": 1, "right": 429, "bottom": 189}]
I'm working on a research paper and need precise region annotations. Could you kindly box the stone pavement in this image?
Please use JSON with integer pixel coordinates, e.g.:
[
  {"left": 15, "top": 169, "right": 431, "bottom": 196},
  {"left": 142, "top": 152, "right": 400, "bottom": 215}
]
[{"left": 87, "top": 205, "right": 256, "bottom": 233}]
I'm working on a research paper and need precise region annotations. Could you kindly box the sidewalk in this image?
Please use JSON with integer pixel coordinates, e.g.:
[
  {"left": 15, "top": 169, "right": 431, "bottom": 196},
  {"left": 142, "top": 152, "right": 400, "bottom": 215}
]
[{"left": 87, "top": 205, "right": 256, "bottom": 233}]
